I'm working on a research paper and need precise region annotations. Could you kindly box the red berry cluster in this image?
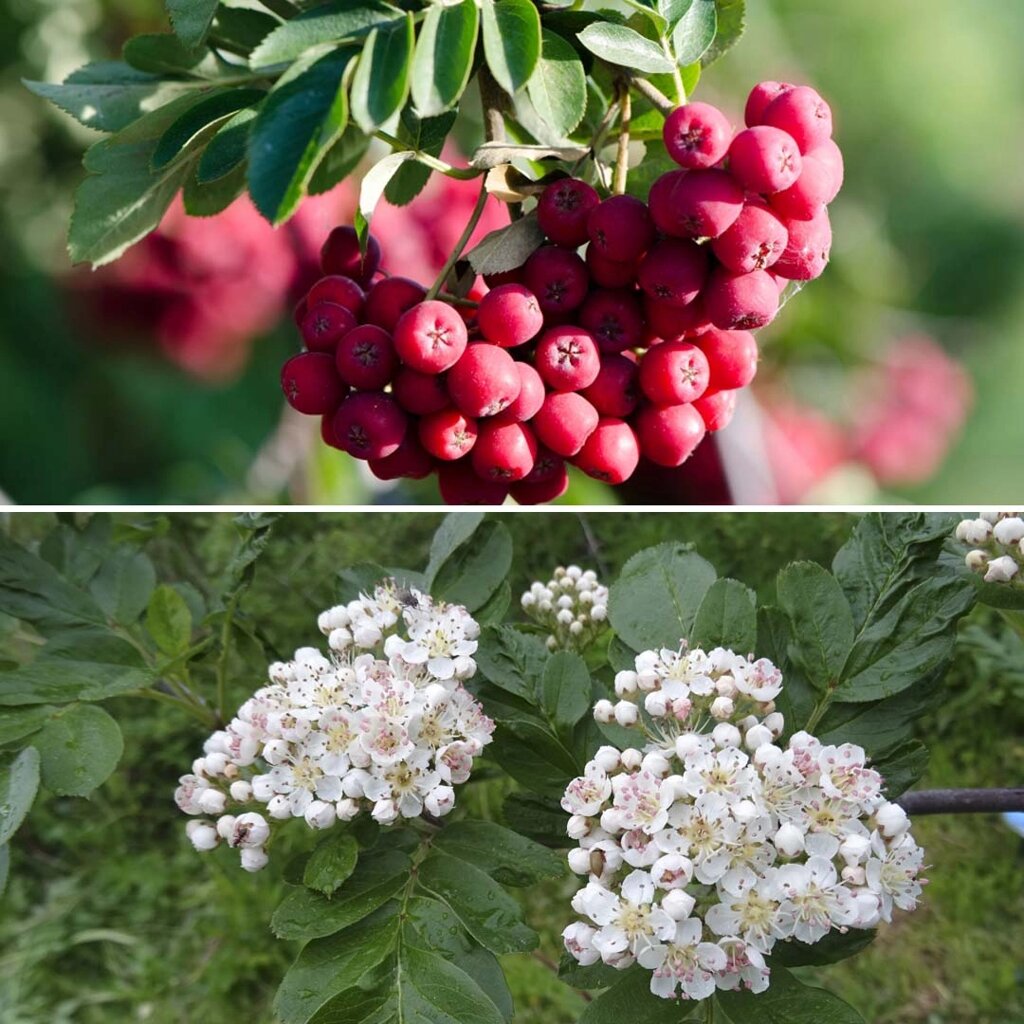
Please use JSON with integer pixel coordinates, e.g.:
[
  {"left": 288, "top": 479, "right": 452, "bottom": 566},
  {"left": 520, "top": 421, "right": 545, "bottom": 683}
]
[{"left": 280, "top": 81, "right": 842, "bottom": 504}]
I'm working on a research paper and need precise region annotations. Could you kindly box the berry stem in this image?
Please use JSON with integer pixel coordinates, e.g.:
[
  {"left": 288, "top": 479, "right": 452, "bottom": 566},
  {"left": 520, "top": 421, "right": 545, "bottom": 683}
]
[
  {"left": 630, "top": 76, "right": 675, "bottom": 116},
  {"left": 426, "top": 180, "right": 490, "bottom": 301},
  {"left": 256, "top": 0, "right": 299, "bottom": 18},
  {"left": 612, "top": 86, "right": 632, "bottom": 195},
  {"left": 373, "top": 131, "right": 482, "bottom": 180}
]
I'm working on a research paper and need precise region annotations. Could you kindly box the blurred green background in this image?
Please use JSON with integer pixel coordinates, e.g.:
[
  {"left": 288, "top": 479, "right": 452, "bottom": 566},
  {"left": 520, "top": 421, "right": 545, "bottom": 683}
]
[
  {"left": 2, "top": 510, "right": 1023, "bottom": 1023},
  {"left": 1, "top": 0, "right": 1023, "bottom": 503}
]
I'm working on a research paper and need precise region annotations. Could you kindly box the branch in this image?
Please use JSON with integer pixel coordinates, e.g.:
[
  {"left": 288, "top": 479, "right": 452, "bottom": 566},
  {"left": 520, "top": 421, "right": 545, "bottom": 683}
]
[
  {"left": 897, "top": 787, "right": 1024, "bottom": 815},
  {"left": 631, "top": 76, "right": 675, "bottom": 116},
  {"left": 612, "top": 85, "right": 631, "bottom": 195},
  {"left": 478, "top": 67, "right": 507, "bottom": 144}
]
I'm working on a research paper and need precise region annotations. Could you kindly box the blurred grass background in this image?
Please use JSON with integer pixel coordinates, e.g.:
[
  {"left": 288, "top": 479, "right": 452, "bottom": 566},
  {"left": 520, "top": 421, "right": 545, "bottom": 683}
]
[
  {"left": 1, "top": 510, "right": 1023, "bottom": 1022},
  {"left": 1, "top": 1, "right": 1023, "bottom": 503}
]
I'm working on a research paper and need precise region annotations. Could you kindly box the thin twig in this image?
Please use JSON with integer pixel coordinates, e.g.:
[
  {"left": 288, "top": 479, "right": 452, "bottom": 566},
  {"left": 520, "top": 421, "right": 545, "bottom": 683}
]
[
  {"left": 898, "top": 788, "right": 1024, "bottom": 815},
  {"left": 373, "top": 132, "right": 482, "bottom": 180},
  {"left": 631, "top": 76, "right": 675, "bottom": 115},
  {"left": 426, "top": 181, "right": 490, "bottom": 300},
  {"left": 576, "top": 514, "right": 610, "bottom": 578},
  {"left": 612, "top": 85, "right": 631, "bottom": 195},
  {"left": 478, "top": 67, "right": 507, "bottom": 144}
]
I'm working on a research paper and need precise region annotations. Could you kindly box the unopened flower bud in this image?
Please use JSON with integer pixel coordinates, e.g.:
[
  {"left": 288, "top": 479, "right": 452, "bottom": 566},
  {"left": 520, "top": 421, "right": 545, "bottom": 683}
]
[
  {"left": 745, "top": 724, "right": 774, "bottom": 751},
  {"left": 568, "top": 848, "right": 592, "bottom": 874},
  {"left": 197, "top": 788, "right": 227, "bottom": 815},
  {"left": 215, "top": 815, "right": 237, "bottom": 840},
  {"left": 644, "top": 691, "right": 668, "bottom": 717},
  {"left": 965, "top": 549, "right": 989, "bottom": 572},
  {"left": 240, "top": 846, "right": 269, "bottom": 872},
  {"left": 763, "top": 712, "right": 784, "bottom": 738},
  {"left": 710, "top": 696, "right": 734, "bottom": 720},
  {"left": 425, "top": 785, "right": 456, "bottom": 817},
  {"left": 305, "top": 800, "right": 337, "bottom": 830},
  {"left": 984, "top": 555, "right": 1019, "bottom": 583},
  {"left": 774, "top": 822, "right": 805, "bottom": 857},
  {"left": 641, "top": 752, "right": 670, "bottom": 777},
  {"left": 661, "top": 888, "right": 696, "bottom": 920},
  {"left": 593, "top": 699, "right": 615, "bottom": 724},
  {"left": 839, "top": 834, "right": 871, "bottom": 865},
  {"left": 593, "top": 746, "right": 621, "bottom": 772},
  {"left": 187, "top": 822, "right": 219, "bottom": 852},
  {"left": 614, "top": 671, "right": 638, "bottom": 696},
  {"left": 875, "top": 802, "right": 909, "bottom": 837},
  {"left": 614, "top": 701, "right": 639, "bottom": 726},
  {"left": 567, "top": 814, "right": 591, "bottom": 840},
  {"left": 712, "top": 723, "right": 741, "bottom": 749},
  {"left": 230, "top": 780, "right": 253, "bottom": 803},
  {"left": 842, "top": 865, "right": 866, "bottom": 886},
  {"left": 266, "top": 794, "right": 291, "bottom": 819},
  {"left": 620, "top": 748, "right": 643, "bottom": 771},
  {"left": 993, "top": 516, "right": 1024, "bottom": 545}
]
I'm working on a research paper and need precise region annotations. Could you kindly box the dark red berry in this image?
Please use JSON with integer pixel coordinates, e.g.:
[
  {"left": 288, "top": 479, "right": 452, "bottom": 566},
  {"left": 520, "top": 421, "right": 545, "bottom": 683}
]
[
  {"left": 574, "top": 418, "right": 639, "bottom": 484},
  {"left": 537, "top": 178, "right": 600, "bottom": 247},
  {"left": 649, "top": 169, "right": 744, "bottom": 239},
  {"left": 523, "top": 247, "right": 589, "bottom": 315},
  {"left": 281, "top": 351, "right": 346, "bottom": 414},
  {"left": 368, "top": 434, "right": 434, "bottom": 480},
  {"left": 483, "top": 267, "right": 524, "bottom": 289},
  {"left": 638, "top": 239, "right": 708, "bottom": 307},
  {"left": 587, "top": 195, "right": 655, "bottom": 262},
  {"left": 663, "top": 102, "right": 733, "bottom": 169},
  {"left": 745, "top": 81, "right": 793, "bottom": 127},
  {"left": 769, "top": 154, "right": 836, "bottom": 221},
  {"left": 511, "top": 463, "right": 569, "bottom": 504},
  {"left": 643, "top": 295, "right": 711, "bottom": 343},
  {"left": 447, "top": 343, "right": 522, "bottom": 418},
  {"left": 582, "top": 353, "right": 640, "bottom": 418},
  {"left": 579, "top": 289, "right": 645, "bottom": 353},
  {"left": 419, "top": 408, "right": 479, "bottom": 460},
  {"left": 394, "top": 300, "right": 468, "bottom": 373},
  {"left": 704, "top": 269, "right": 780, "bottom": 330},
  {"left": 300, "top": 302, "right": 358, "bottom": 353},
  {"left": 306, "top": 275, "right": 365, "bottom": 317},
  {"left": 335, "top": 324, "right": 397, "bottom": 390},
  {"left": 320, "top": 226, "right": 381, "bottom": 286},
  {"left": 472, "top": 419, "right": 538, "bottom": 482},
  {"left": 392, "top": 366, "right": 450, "bottom": 416},
  {"left": 533, "top": 392, "right": 599, "bottom": 456},
  {"left": 477, "top": 284, "right": 544, "bottom": 348},
  {"left": 363, "top": 277, "right": 427, "bottom": 333},
  {"left": 773, "top": 207, "right": 832, "bottom": 281},
  {"left": 636, "top": 403, "right": 706, "bottom": 466},
  {"left": 437, "top": 461, "right": 510, "bottom": 505},
  {"left": 331, "top": 392, "right": 407, "bottom": 460},
  {"left": 639, "top": 341, "right": 711, "bottom": 405},
  {"left": 586, "top": 246, "right": 639, "bottom": 289},
  {"left": 535, "top": 326, "right": 601, "bottom": 390}
]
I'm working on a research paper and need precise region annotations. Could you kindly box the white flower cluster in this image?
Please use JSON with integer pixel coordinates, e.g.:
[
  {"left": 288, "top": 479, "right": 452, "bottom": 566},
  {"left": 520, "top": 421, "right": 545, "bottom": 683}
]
[
  {"left": 955, "top": 511, "right": 1024, "bottom": 584},
  {"left": 561, "top": 642, "right": 924, "bottom": 1001},
  {"left": 175, "top": 582, "right": 494, "bottom": 871},
  {"left": 521, "top": 565, "right": 608, "bottom": 651}
]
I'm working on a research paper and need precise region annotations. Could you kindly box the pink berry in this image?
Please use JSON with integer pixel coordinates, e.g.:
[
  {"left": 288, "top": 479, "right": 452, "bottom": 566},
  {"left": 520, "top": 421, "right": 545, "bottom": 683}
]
[
  {"left": 586, "top": 246, "right": 639, "bottom": 289},
  {"left": 523, "top": 246, "right": 589, "bottom": 315},
  {"left": 643, "top": 295, "right": 711, "bottom": 343},
  {"left": 636, "top": 403, "right": 706, "bottom": 466},
  {"left": 711, "top": 202, "right": 789, "bottom": 273},
  {"left": 306, "top": 275, "right": 365, "bottom": 317},
  {"left": 696, "top": 328, "right": 759, "bottom": 392},
  {"left": 574, "top": 418, "right": 639, "bottom": 484},
  {"left": 535, "top": 326, "right": 601, "bottom": 390},
  {"left": 533, "top": 392, "right": 599, "bottom": 456},
  {"left": 447, "top": 343, "right": 522, "bottom": 418},
  {"left": 693, "top": 389, "right": 737, "bottom": 432},
  {"left": 745, "top": 81, "right": 793, "bottom": 127},
  {"left": 663, "top": 102, "right": 732, "bottom": 169},
  {"left": 511, "top": 461, "right": 569, "bottom": 504},
  {"left": 587, "top": 195, "right": 655, "bottom": 262},
  {"left": 419, "top": 408, "right": 479, "bottom": 461},
  {"left": 300, "top": 302, "right": 358, "bottom": 352},
  {"left": 363, "top": 277, "right": 427, "bottom": 333},
  {"left": 501, "top": 361, "right": 545, "bottom": 422},
  {"left": 649, "top": 169, "right": 744, "bottom": 239},
  {"left": 320, "top": 226, "right": 380, "bottom": 285},
  {"left": 368, "top": 434, "right": 434, "bottom": 480},
  {"left": 477, "top": 284, "right": 544, "bottom": 347},
  {"left": 639, "top": 341, "right": 710, "bottom": 406},
  {"left": 582, "top": 353, "right": 639, "bottom": 418},
  {"left": 762, "top": 85, "right": 832, "bottom": 154},
  {"left": 472, "top": 419, "right": 538, "bottom": 482},
  {"left": 728, "top": 127, "right": 803, "bottom": 194},
  {"left": 394, "top": 300, "right": 468, "bottom": 373},
  {"left": 579, "top": 289, "right": 645, "bottom": 354},
  {"left": 809, "top": 139, "right": 844, "bottom": 202},
  {"left": 704, "top": 268, "right": 780, "bottom": 330},
  {"left": 637, "top": 239, "right": 708, "bottom": 307},
  {"left": 335, "top": 324, "right": 397, "bottom": 390},
  {"left": 437, "top": 461, "right": 509, "bottom": 505},
  {"left": 769, "top": 154, "right": 836, "bottom": 221},
  {"left": 392, "top": 366, "right": 449, "bottom": 415},
  {"left": 537, "top": 178, "right": 600, "bottom": 247},
  {"left": 773, "top": 207, "right": 832, "bottom": 281},
  {"left": 281, "top": 351, "right": 346, "bottom": 414},
  {"left": 331, "top": 392, "right": 407, "bottom": 460}
]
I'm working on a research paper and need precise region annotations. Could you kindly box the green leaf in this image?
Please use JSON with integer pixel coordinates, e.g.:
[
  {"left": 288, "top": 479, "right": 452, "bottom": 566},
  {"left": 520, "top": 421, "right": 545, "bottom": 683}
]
[
  {"left": 832, "top": 574, "right": 974, "bottom": 703},
  {"left": 756, "top": 605, "right": 816, "bottom": 731},
  {"left": 576, "top": 23, "right": 675, "bottom": 73},
  {"left": 424, "top": 511, "right": 485, "bottom": 587},
  {"left": 475, "top": 624, "right": 548, "bottom": 700},
  {"left": 691, "top": 577, "right": 757, "bottom": 653},
  {"left": 303, "top": 831, "right": 359, "bottom": 896},
  {"left": 770, "top": 929, "right": 876, "bottom": 968},
  {"left": 541, "top": 651, "right": 592, "bottom": 730},
  {"left": 250, "top": 1, "right": 405, "bottom": 68},
  {"left": 873, "top": 739, "right": 929, "bottom": 798},
  {"left": 0, "top": 747, "right": 40, "bottom": 846},
  {"left": 580, "top": 966, "right": 699, "bottom": 1022},
  {"left": 716, "top": 965, "right": 865, "bottom": 1023},
  {"left": 35, "top": 704, "right": 123, "bottom": 797},
  {"left": 702, "top": 0, "right": 746, "bottom": 66},
  {"left": 431, "top": 522, "right": 513, "bottom": 613},
  {"left": 671, "top": 0, "right": 716, "bottom": 65},
  {"left": 197, "top": 107, "right": 258, "bottom": 182},
  {"left": 209, "top": 7, "right": 280, "bottom": 53},
  {"left": 350, "top": 14, "right": 414, "bottom": 132},
  {"left": 166, "top": 0, "right": 219, "bottom": 49},
  {"left": 273, "top": 903, "right": 401, "bottom": 1024},
  {"left": 433, "top": 820, "right": 563, "bottom": 887},
  {"left": 0, "top": 532, "right": 107, "bottom": 634},
  {"left": 411, "top": 0, "right": 479, "bottom": 117},
  {"left": 608, "top": 542, "right": 717, "bottom": 652},
  {"left": 466, "top": 213, "right": 543, "bottom": 276},
  {"left": 122, "top": 33, "right": 219, "bottom": 76},
  {"left": 271, "top": 849, "right": 410, "bottom": 939},
  {"left": 474, "top": 579, "right": 512, "bottom": 627},
  {"left": 0, "top": 706, "right": 57, "bottom": 747},
  {"left": 146, "top": 585, "right": 193, "bottom": 657},
  {"left": 248, "top": 48, "right": 353, "bottom": 224},
  {"left": 0, "top": 631, "right": 151, "bottom": 706},
  {"left": 816, "top": 679, "right": 933, "bottom": 756},
  {"left": 153, "top": 88, "right": 265, "bottom": 169},
  {"left": 183, "top": 161, "right": 246, "bottom": 214},
  {"left": 24, "top": 62, "right": 196, "bottom": 134},
  {"left": 557, "top": 951, "right": 624, "bottom": 990},
  {"left": 382, "top": 108, "right": 454, "bottom": 205},
  {"left": 501, "top": 791, "right": 567, "bottom": 846},
  {"left": 355, "top": 149, "right": 416, "bottom": 237},
  {"left": 417, "top": 849, "right": 538, "bottom": 954},
  {"left": 393, "top": 945, "right": 506, "bottom": 1024},
  {"left": 776, "top": 562, "right": 854, "bottom": 690},
  {"left": 90, "top": 548, "right": 156, "bottom": 625},
  {"left": 38, "top": 519, "right": 109, "bottom": 587},
  {"left": 310, "top": 123, "right": 371, "bottom": 194},
  {"left": 0, "top": 844, "right": 8, "bottom": 897},
  {"left": 481, "top": 0, "right": 543, "bottom": 94},
  {"left": 526, "top": 30, "right": 587, "bottom": 140}
]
